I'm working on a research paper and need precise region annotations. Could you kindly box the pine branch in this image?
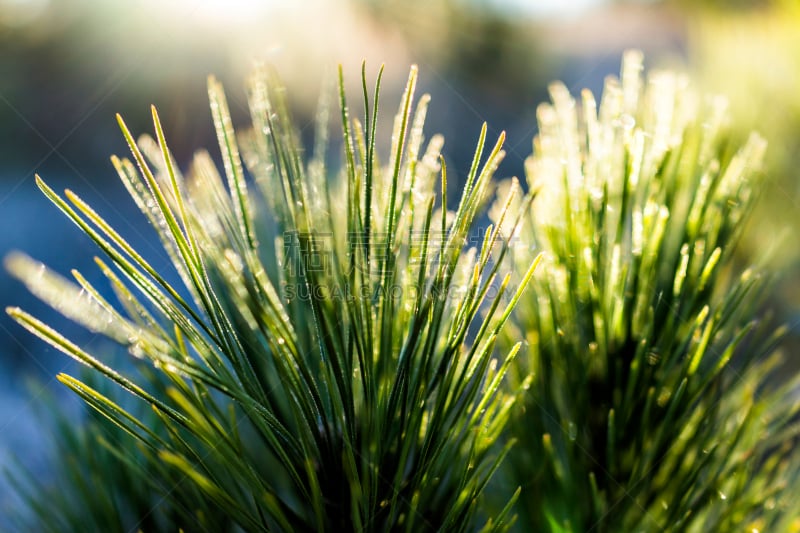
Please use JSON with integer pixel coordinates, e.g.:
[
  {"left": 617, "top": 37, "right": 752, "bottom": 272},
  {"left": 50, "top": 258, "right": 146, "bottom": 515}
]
[
  {"left": 493, "top": 50, "right": 800, "bottom": 532},
  {"left": 6, "top": 64, "right": 536, "bottom": 532}
]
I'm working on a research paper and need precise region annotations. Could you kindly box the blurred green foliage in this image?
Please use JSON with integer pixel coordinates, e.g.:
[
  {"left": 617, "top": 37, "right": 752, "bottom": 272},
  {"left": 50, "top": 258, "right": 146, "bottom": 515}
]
[
  {"left": 493, "top": 51, "right": 800, "bottom": 532},
  {"left": 689, "top": 3, "right": 800, "bottom": 354}
]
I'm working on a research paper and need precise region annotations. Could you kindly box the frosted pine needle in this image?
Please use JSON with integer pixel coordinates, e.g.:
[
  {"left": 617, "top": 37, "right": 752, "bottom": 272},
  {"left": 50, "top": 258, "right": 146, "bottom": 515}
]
[
  {"left": 493, "top": 50, "right": 800, "bottom": 532},
  {"left": 7, "top": 64, "right": 537, "bottom": 532}
]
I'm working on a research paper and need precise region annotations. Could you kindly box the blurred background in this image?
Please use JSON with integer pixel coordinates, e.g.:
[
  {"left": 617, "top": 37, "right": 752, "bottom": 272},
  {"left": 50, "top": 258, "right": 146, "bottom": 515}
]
[{"left": 1, "top": 0, "right": 798, "bottom": 520}]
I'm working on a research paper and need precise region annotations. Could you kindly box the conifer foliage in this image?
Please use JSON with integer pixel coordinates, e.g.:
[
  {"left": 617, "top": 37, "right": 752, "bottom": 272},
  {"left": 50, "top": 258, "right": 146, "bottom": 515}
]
[
  {"left": 7, "top": 65, "right": 536, "bottom": 532},
  {"left": 6, "top": 52, "right": 799, "bottom": 532},
  {"left": 492, "top": 50, "right": 800, "bottom": 532}
]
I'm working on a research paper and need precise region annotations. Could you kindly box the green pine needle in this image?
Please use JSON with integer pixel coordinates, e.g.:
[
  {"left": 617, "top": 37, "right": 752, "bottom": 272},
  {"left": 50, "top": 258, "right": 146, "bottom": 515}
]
[
  {"left": 7, "top": 63, "right": 536, "bottom": 532},
  {"left": 492, "top": 50, "right": 800, "bottom": 532},
  {"left": 6, "top": 51, "right": 798, "bottom": 533}
]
